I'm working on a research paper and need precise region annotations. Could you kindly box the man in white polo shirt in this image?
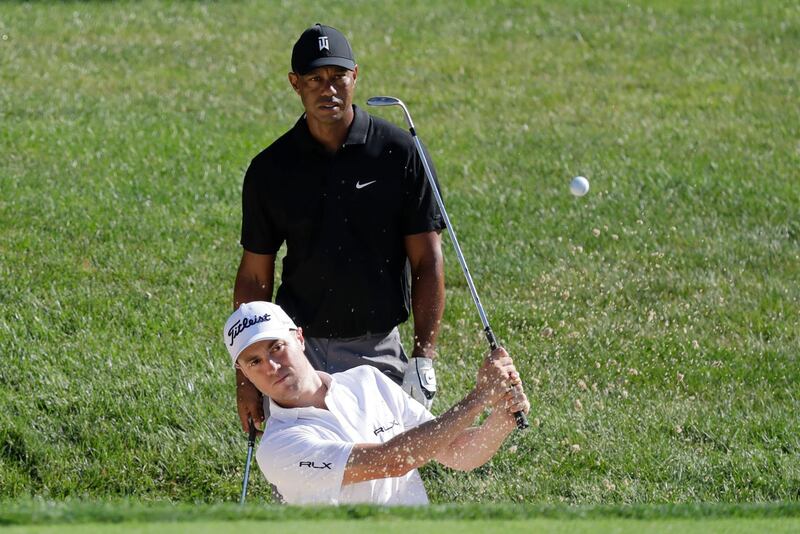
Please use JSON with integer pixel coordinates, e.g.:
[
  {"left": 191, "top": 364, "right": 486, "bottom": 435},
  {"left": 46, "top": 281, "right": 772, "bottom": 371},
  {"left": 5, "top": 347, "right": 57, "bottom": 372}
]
[{"left": 223, "top": 301, "right": 529, "bottom": 505}]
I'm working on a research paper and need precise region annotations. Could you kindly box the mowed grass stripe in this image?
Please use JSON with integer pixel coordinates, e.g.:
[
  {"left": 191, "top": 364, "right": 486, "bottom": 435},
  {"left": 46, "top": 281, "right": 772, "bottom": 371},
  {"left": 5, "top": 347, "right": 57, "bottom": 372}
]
[
  {"left": 3, "top": 501, "right": 800, "bottom": 526},
  {"left": 5, "top": 519, "right": 800, "bottom": 534}
]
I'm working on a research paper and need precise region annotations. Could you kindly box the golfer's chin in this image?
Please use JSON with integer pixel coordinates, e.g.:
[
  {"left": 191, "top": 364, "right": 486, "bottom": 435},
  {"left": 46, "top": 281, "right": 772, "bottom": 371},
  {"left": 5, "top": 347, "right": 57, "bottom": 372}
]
[{"left": 266, "top": 376, "right": 303, "bottom": 404}]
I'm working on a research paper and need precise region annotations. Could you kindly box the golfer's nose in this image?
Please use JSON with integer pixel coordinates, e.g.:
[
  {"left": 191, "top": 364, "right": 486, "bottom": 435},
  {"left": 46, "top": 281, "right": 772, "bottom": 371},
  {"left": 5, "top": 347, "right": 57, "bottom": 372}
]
[{"left": 320, "top": 79, "right": 337, "bottom": 96}]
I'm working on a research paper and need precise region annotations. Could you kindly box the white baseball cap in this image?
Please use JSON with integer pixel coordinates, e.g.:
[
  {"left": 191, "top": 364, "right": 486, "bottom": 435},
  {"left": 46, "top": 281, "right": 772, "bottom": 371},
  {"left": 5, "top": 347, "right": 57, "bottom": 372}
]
[{"left": 223, "top": 301, "right": 298, "bottom": 366}]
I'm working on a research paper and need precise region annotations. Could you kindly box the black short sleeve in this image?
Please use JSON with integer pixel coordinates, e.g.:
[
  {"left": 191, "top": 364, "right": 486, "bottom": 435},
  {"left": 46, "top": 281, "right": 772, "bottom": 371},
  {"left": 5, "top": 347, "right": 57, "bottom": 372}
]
[
  {"left": 240, "top": 159, "right": 285, "bottom": 255},
  {"left": 402, "top": 140, "right": 445, "bottom": 235}
]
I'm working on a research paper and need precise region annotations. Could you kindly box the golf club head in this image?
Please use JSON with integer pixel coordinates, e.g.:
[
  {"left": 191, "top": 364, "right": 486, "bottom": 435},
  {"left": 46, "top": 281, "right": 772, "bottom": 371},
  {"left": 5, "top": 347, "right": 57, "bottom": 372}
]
[
  {"left": 366, "top": 96, "right": 415, "bottom": 131},
  {"left": 366, "top": 95, "right": 402, "bottom": 107}
]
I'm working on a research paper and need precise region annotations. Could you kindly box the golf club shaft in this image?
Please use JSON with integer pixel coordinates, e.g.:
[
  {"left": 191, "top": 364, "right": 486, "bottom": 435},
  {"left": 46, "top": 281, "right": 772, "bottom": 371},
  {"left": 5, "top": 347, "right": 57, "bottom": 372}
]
[
  {"left": 409, "top": 134, "right": 528, "bottom": 430},
  {"left": 410, "top": 136, "right": 493, "bottom": 339},
  {"left": 239, "top": 416, "right": 257, "bottom": 505}
]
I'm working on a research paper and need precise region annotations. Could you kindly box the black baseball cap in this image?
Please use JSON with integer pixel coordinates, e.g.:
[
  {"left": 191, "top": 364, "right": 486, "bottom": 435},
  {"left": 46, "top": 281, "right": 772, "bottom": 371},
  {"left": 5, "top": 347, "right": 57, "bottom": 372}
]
[{"left": 291, "top": 23, "right": 356, "bottom": 75}]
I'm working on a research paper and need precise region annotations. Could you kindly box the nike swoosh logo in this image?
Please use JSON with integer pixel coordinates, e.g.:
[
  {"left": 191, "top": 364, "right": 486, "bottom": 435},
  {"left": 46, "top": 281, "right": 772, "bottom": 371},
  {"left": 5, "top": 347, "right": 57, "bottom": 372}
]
[{"left": 355, "top": 180, "right": 377, "bottom": 189}]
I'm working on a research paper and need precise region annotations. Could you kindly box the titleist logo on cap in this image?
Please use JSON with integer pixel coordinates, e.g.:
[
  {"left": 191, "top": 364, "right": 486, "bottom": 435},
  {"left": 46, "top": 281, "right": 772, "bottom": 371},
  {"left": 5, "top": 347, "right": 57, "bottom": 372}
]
[
  {"left": 227, "top": 313, "right": 271, "bottom": 347},
  {"left": 223, "top": 301, "right": 297, "bottom": 366}
]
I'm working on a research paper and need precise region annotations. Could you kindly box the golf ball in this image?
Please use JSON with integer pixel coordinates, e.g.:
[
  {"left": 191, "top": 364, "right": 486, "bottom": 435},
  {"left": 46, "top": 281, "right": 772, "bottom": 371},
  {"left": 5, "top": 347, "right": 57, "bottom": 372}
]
[{"left": 570, "top": 176, "right": 590, "bottom": 197}]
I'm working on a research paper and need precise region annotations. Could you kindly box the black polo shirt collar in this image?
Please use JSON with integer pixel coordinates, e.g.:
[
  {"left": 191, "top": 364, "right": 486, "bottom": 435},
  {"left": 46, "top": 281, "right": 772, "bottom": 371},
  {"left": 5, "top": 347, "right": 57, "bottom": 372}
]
[
  {"left": 344, "top": 105, "right": 369, "bottom": 145},
  {"left": 292, "top": 105, "right": 369, "bottom": 154}
]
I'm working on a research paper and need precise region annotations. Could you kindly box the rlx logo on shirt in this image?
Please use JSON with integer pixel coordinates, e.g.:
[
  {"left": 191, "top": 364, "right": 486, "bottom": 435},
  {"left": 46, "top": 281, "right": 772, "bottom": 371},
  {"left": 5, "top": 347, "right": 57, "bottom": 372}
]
[
  {"left": 299, "top": 461, "right": 332, "bottom": 470},
  {"left": 373, "top": 419, "right": 399, "bottom": 436}
]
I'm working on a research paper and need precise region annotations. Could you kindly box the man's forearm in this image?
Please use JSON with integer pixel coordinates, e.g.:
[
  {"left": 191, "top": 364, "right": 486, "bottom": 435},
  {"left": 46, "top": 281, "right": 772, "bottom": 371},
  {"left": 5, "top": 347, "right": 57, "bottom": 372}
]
[
  {"left": 410, "top": 258, "right": 444, "bottom": 358},
  {"left": 434, "top": 408, "right": 516, "bottom": 471},
  {"left": 343, "top": 388, "right": 485, "bottom": 484},
  {"left": 233, "top": 275, "right": 273, "bottom": 308},
  {"left": 232, "top": 251, "right": 275, "bottom": 432},
  {"left": 233, "top": 252, "right": 275, "bottom": 309}
]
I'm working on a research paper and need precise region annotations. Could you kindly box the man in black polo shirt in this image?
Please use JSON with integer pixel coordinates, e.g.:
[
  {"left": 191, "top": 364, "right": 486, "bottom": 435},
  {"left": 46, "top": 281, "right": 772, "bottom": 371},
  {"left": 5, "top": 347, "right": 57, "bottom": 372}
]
[{"left": 233, "top": 23, "right": 445, "bottom": 434}]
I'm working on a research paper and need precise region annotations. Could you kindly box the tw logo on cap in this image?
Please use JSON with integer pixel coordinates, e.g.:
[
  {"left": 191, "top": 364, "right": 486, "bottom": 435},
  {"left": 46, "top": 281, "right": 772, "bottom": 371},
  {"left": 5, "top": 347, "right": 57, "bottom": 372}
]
[{"left": 318, "top": 36, "right": 329, "bottom": 51}]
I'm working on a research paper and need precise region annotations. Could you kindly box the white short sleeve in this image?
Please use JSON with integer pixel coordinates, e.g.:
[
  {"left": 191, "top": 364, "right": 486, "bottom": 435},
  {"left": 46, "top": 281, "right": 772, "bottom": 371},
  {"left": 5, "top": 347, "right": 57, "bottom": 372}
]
[
  {"left": 369, "top": 367, "right": 435, "bottom": 430},
  {"left": 257, "top": 427, "right": 354, "bottom": 505}
]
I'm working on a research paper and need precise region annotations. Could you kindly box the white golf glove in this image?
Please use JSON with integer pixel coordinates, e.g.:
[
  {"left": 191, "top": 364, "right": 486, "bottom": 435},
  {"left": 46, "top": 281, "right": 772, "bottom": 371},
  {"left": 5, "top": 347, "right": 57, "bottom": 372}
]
[{"left": 402, "top": 357, "right": 437, "bottom": 409}]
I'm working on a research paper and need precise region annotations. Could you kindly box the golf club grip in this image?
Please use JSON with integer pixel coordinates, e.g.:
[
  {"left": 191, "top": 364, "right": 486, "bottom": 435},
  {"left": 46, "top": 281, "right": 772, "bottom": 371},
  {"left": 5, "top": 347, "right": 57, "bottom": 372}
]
[
  {"left": 514, "top": 410, "right": 529, "bottom": 429},
  {"left": 484, "top": 327, "right": 498, "bottom": 350},
  {"left": 484, "top": 328, "right": 529, "bottom": 430},
  {"left": 247, "top": 416, "right": 257, "bottom": 445}
]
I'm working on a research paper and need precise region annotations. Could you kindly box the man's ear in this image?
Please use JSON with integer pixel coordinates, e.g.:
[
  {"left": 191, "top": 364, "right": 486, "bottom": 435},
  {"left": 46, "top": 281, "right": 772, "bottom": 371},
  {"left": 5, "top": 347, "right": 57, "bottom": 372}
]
[
  {"left": 288, "top": 72, "right": 300, "bottom": 94},
  {"left": 295, "top": 327, "right": 305, "bottom": 349},
  {"left": 352, "top": 65, "right": 358, "bottom": 86}
]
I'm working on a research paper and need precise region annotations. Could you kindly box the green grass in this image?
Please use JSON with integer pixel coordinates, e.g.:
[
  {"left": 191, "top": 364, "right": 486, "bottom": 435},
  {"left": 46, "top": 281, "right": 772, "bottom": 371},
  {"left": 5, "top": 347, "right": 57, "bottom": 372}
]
[
  {"left": 3, "top": 502, "right": 800, "bottom": 533},
  {"left": 4, "top": 500, "right": 800, "bottom": 522},
  {"left": 5, "top": 519, "right": 800, "bottom": 534},
  {"left": 1, "top": 0, "right": 799, "bottom": 509}
]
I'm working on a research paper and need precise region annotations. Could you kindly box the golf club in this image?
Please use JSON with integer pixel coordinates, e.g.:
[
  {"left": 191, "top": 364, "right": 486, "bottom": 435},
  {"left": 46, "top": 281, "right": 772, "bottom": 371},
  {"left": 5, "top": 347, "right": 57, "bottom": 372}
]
[
  {"left": 367, "top": 96, "right": 529, "bottom": 430},
  {"left": 239, "top": 416, "right": 258, "bottom": 505}
]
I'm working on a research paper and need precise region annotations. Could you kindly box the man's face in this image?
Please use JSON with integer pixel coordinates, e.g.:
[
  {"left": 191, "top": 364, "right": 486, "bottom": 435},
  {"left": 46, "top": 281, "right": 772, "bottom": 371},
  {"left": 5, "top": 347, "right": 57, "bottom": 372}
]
[
  {"left": 289, "top": 65, "right": 358, "bottom": 125},
  {"left": 236, "top": 330, "right": 314, "bottom": 405}
]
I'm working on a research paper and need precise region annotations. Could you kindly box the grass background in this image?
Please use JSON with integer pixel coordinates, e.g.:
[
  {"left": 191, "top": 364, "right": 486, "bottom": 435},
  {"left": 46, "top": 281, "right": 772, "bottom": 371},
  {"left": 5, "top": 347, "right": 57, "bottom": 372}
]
[
  {"left": 1, "top": 0, "right": 799, "bottom": 511},
  {"left": 3, "top": 502, "right": 800, "bottom": 532},
  {"left": 6, "top": 518, "right": 799, "bottom": 534}
]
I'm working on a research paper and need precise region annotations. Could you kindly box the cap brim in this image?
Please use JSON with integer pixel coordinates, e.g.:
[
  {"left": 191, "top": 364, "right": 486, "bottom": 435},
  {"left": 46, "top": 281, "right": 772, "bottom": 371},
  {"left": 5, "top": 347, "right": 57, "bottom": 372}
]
[
  {"left": 231, "top": 329, "right": 295, "bottom": 367},
  {"left": 299, "top": 57, "right": 356, "bottom": 74}
]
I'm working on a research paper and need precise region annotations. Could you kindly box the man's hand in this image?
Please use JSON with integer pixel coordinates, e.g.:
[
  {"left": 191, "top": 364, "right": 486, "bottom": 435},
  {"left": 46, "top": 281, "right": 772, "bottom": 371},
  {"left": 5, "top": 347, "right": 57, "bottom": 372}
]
[
  {"left": 236, "top": 368, "right": 265, "bottom": 435},
  {"left": 497, "top": 382, "right": 530, "bottom": 422},
  {"left": 474, "top": 347, "right": 520, "bottom": 405},
  {"left": 402, "top": 356, "right": 437, "bottom": 409}
]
